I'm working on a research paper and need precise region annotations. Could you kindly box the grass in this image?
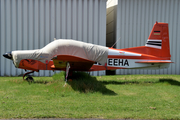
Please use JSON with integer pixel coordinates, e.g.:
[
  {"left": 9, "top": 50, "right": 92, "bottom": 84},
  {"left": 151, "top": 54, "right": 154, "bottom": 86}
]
[{"left": 0, "top": 72, "right": 180, "bottom": 119}]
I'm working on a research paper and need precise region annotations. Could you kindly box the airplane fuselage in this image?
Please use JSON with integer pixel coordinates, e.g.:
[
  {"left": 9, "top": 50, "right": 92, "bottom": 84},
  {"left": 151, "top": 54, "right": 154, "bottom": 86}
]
[
  {"left": 3, "top": 22, "right": 173, "bottom": 78},
  {"left": 91, "top": 48, "right": 171, "bottom": 71}
]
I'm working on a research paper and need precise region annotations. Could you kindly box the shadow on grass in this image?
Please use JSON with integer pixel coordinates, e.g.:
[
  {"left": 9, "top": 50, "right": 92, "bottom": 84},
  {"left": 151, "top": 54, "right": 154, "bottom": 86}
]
[
  {"left": 67, "top": 72, "right": 117, "bottom": 95},
  {"left": 100, "top": 81, "right": 140, "bottom": 85},
  {"left": 101, "top": 78, "right": 180, "bottom": 86},
  {"left": 28, "top": 72, "right": 117, "bottom": 95},
  {"left": 27, "top": 72, "right": 180, "bottom": 95},
  {"left": 32, "top": 79, "right": 180, "bottom": 86},
  {"left": 33, "top": 81, "right": 49, "bottom": 84},
  {"left": 24, "top": 77, "right": 51, "bottom": 85},
  {"left": 100, "top": 80, "right": 159, "bottom": 85},
  {"left": 159, "top": 79, "right": 180, "bottom": 86}
]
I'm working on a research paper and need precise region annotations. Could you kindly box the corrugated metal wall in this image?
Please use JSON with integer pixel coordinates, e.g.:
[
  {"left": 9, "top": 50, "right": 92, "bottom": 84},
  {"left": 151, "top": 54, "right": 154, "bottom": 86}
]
[
  {"left": 115, "top": 0, "right": 180, "bottom": 75},
  {"left": 0, "top": 0, "right": 107, "bottom": 76}
]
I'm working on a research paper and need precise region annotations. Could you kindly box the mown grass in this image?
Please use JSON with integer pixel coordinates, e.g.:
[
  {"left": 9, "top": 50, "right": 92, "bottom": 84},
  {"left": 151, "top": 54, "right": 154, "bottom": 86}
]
[{"left": 0, "top": 72, "right": 180, "bottom": 119}]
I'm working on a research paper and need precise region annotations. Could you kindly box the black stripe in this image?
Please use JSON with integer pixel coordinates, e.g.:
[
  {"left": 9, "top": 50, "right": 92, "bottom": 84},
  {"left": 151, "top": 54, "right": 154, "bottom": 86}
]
[
  {"left": 154, "top": 31, "right": 160, "bottom": 32},
  {"left": 146, "top": 43, "right": 161, "bottom": 46},
  {"left": 148, "top": 41, "right": 161, "bottom": 43},
  {"left": 146, "top": 42, "right": 161, "bottom": 45}
]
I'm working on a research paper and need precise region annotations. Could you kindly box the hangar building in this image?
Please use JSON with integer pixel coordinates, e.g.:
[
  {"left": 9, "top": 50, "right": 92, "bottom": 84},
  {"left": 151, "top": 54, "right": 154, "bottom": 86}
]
[
  {"left": 0, "top": 0, "right": 179, "bottom": 76},
  {"left": 107, "top": 0, "right": 180, "bottom": 75},
  {"left": 0, "top": 0, "right": 107, "bottom": 76}
]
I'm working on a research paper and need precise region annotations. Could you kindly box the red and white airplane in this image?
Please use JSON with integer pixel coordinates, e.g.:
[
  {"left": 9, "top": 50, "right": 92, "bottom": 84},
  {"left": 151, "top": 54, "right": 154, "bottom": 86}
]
[{"left": 3, "top": 22, "right": 172, "bottom": 80}]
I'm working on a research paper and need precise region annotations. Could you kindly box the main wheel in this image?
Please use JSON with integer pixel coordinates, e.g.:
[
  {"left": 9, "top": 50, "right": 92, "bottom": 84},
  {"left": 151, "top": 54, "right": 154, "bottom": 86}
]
[{"left": 25, "top": 75, "right": 34, "bottom": 83}]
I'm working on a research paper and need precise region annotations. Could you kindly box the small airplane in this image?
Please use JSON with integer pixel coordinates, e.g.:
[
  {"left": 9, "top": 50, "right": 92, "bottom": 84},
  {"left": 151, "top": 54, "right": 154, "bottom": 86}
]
[{"left": 3, "top": 22, "right": 173, "bottom": 81}]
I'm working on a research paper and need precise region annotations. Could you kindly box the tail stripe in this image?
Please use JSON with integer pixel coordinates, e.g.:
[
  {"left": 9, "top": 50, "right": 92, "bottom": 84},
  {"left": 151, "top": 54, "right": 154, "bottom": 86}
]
[{"left": 145, "top": 39, "right": 162, "bottom": 49}]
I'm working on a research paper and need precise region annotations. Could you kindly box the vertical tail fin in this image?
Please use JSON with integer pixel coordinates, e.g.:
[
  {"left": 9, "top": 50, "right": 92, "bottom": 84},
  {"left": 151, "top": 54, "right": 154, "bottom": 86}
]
[
  {"left": 145, "top": 21, "right": 171, "bottom": 59},
  {"left": 120, "top": 22, "right": 171, "bottom": 60}
]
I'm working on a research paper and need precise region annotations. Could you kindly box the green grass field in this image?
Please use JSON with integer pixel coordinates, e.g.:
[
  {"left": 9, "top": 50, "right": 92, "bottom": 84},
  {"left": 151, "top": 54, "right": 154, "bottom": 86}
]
[{"left": 0, "top": 72, "right": 180, "bottom": 119}]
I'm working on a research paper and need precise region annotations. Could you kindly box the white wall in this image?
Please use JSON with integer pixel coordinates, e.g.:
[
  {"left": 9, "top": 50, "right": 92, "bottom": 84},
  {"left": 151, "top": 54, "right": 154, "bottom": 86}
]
[
  {"left": 115, "top": 0, "right": 180, "bottom": 75},
  {"left": 0, "top": 0, "right": 107, "bottom": 76}
]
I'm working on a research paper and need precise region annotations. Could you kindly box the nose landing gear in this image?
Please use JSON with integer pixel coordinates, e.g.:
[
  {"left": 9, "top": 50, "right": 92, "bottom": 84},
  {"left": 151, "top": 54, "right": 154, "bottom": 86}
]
[{"left": 23, "top": 71, "right": 34, "bottom": 82}]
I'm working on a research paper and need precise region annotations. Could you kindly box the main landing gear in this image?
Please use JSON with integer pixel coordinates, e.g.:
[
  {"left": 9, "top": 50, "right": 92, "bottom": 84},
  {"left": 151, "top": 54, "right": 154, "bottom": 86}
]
[
  {"left": 23, "top": 71, "right": 34, "bottom": 82},
  {"left": 65, "top": 62, "right": 71, "bottom": 82},
  {"left": 64, "top": 62, "right": 72, "bottom": 87}
]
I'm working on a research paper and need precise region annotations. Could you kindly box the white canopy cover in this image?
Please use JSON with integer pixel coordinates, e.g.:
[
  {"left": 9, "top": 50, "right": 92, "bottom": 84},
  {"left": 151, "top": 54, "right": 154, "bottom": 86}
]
[{"left": 12, "top": 39, "right": 109, "bottom": 67}]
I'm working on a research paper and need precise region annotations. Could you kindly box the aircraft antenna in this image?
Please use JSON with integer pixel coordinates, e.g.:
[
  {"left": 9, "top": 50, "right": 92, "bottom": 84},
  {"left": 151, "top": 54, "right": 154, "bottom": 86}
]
[{"left": 111, "top": 37, "right": 120, "bottom": 48}]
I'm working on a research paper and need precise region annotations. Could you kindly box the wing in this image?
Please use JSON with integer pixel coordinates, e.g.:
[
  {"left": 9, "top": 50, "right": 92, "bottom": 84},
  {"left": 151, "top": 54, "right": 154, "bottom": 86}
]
[{"left": 51, "top": 55, "right": 95, "bottom": 71}]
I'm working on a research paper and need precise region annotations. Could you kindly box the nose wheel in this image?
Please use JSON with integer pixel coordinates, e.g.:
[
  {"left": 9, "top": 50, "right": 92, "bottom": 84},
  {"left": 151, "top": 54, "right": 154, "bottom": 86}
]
[{"left": 23, "top": 71, "right": 34, "bottom": 82}]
